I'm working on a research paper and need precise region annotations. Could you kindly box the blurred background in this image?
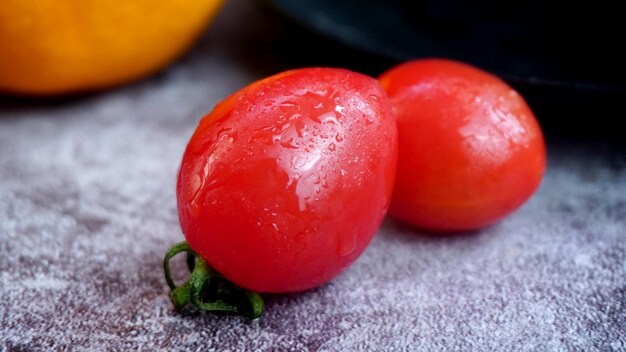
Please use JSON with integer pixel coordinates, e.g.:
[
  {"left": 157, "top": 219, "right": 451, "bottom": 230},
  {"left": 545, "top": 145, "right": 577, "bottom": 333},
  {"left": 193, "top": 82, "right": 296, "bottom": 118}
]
[{"left": 1, "top": 0, "right": 624, "bottom": 138}]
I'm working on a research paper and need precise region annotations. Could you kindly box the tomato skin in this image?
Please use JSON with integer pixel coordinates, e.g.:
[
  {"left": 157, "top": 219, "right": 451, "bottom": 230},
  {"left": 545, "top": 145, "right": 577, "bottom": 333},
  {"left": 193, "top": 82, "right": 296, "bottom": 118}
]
[
  {"left": 379, "top": 59, "right": 546, "bottom": 231},
  {"left": 177, "top": 68, "right": 397, "bottom": 292}
]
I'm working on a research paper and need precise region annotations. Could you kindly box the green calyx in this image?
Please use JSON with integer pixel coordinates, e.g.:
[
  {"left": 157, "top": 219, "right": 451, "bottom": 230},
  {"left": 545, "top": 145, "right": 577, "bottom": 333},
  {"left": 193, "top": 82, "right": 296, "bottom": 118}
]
[{"left": 163, "top": 241, "right": 264, "bottom": 319}]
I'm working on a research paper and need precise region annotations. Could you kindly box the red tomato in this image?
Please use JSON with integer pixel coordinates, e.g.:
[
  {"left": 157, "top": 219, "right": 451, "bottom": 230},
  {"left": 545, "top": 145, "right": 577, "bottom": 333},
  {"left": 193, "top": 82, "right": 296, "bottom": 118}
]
[
  {"left": 177, "top": 68, "right": 397, "bottom": 292},
  {"left": 379, "top": 59, "right": 546, "bottom": 231}
]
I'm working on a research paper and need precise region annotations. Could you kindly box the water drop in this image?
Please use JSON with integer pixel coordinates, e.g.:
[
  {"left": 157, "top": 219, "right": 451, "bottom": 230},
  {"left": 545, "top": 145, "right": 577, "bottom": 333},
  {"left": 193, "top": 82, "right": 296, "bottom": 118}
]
[
  {"left": 337, "top": 231, "right": 358, "bottom": 257},
  {"left": 313, "top": 89, "right": 328, "bottom": 96},
  {"left": 280, "top": 138, "right": 300, "bottom": 149},
  {"left": 280, "top": 101, "right": 298, "bottom": 113},
  {"left": 331, "top": 90, "right": 341, "bottom": 104},
  {"left": 317, "top": 111, "right": 339, "bottom": 124},
  {"left": 294, "top": 120, "right": 306, "bottom": 138}
]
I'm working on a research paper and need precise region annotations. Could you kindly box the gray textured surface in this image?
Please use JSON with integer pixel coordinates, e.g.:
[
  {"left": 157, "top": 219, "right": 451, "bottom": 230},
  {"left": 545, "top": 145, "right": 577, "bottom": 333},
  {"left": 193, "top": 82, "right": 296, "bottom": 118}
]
[{"left": 1, "top": 1, "right": 625, "bottom": 351}]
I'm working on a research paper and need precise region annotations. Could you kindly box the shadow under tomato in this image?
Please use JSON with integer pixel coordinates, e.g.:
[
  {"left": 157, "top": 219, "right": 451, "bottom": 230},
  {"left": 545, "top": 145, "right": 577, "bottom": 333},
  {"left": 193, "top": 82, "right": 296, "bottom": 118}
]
[
  {"left": 0, "top": 63, "right": 179, "bottom": 112},
  {"left": 379, "top": 216, "right": 486, "bottom": 241},
  {"left": 0, "top": 92, "right": 94, "bottom": 111},
  {"left": 261, "top": 283, "right": 330, "bottom": 304}
]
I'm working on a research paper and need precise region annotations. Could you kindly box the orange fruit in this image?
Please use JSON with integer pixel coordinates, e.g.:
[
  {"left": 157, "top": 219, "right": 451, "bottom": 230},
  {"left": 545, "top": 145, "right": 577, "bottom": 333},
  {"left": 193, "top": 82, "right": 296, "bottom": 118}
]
[{"left": 0, "top": 0, "right": 224, "bottom": 95}]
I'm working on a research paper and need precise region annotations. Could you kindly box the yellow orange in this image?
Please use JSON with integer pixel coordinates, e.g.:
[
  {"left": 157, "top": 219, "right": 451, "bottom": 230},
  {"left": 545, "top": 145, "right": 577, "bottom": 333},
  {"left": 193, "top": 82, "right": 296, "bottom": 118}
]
[{"left": 0, "top": 0, "right": 224, "bottom": 95}]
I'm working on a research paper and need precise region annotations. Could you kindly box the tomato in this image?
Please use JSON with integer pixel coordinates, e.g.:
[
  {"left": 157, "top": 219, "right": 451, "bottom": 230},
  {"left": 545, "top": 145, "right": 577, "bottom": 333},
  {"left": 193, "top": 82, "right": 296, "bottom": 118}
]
[
  {"left": 176, "top": 68, "right": 397, "bottom": 293},
  {"left": 379, "top": 59, "right": 546, "bottom": 231}
]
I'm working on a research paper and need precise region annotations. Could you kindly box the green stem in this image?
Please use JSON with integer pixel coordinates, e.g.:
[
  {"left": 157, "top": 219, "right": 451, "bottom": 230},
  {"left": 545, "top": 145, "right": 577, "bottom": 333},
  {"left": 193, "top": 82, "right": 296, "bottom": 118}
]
[{"left": 163, "top": 241, "right": 264, "bottom": 319}]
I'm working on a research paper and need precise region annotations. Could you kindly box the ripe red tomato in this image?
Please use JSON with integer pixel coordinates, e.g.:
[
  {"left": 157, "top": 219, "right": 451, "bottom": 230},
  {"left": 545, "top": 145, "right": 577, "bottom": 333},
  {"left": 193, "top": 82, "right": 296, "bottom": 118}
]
[
  {"left": 177, "top": 68, "right": 397, "bottom": 292},
  {"left": 379, "top": 59, "right": 546, "bottom": 231}
]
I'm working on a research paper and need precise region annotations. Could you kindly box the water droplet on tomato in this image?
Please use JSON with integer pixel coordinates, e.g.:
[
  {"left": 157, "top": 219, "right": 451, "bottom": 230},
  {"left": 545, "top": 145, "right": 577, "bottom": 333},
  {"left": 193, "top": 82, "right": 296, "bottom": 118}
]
[
  {"left": 331, "top": 90, "right": 341, "bottom": 104},
  {"left": 280, "top": 138, "right": 299, "bottom": 149},
  {"left": 294, "top": 120, "right": 306, "bottom": 138},
  {"left": 317, "top": 111, "right": 339, "bottom": 124},
  {"left": 280, "top": 101, "right": 298, "bottom": 112},
  {"left": 337, "top": 231, "right": 358, "bottom": 257}
]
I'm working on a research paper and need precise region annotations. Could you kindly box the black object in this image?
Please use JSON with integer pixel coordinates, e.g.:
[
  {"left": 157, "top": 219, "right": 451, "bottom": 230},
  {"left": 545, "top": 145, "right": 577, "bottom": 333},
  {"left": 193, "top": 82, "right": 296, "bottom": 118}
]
[{"left": 263, "top": 0, "right": 625, "bottom": 93}]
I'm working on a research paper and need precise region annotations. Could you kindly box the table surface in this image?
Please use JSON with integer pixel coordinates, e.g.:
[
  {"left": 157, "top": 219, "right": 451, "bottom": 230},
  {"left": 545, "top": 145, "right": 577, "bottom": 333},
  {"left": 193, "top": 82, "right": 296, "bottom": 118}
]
[{"left": 1, "top": 1, "right": 625, "bottom": 351}]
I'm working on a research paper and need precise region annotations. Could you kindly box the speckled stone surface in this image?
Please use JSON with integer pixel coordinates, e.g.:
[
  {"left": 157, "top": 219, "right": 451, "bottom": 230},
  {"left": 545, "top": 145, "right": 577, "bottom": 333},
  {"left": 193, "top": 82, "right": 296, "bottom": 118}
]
[{"left": 1, "top": 1, "right": 625, "bottom": 351}]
